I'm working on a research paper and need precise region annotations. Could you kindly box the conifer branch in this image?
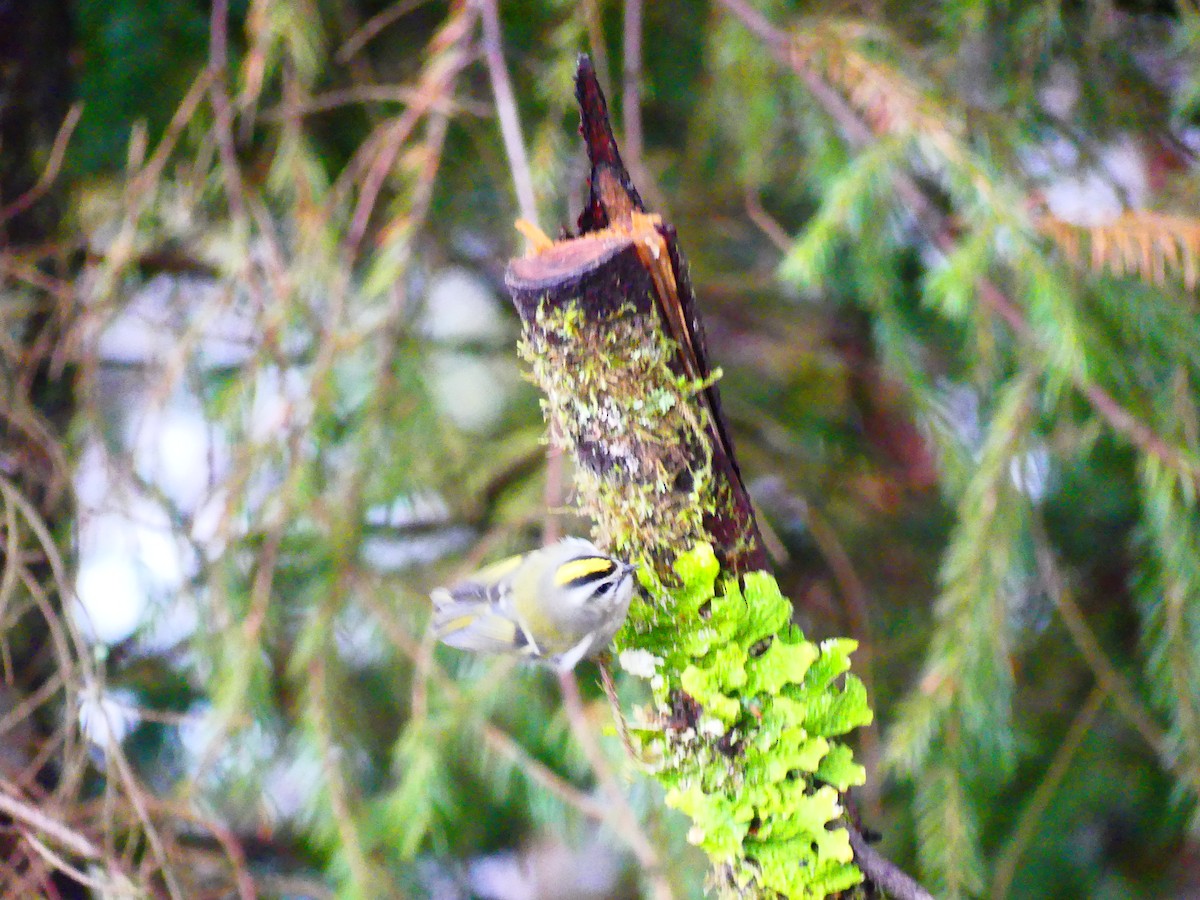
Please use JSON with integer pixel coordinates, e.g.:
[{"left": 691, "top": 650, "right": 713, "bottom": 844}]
[
  {"left": 716, "top": 0, "right": 1199, "bottom": 486},
  {"left": 1038, "top": 211, "right": 1200, "bottom": 290}
]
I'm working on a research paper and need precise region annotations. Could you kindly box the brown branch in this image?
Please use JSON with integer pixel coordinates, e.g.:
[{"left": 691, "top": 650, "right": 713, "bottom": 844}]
[
  {"left": 531, "top": 55, "right": 766, "bottom": 572},
  {"left": 847, "top": 828, "right": 935, "bottom": 900},
  {"left": 506, "top": 54, "right": 887, "bottom": 897},
  {"left": 571, "top": 17, "right": 916, "bottom": 897},
  {"left": 475, "top": 0, "right": 538, "bottom": 223}
]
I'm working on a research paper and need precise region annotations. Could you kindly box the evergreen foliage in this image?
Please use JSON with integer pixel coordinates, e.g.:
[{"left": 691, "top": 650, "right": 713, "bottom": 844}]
[{"left": 3, "top": 0, "right": 1200, "bottom": 897}]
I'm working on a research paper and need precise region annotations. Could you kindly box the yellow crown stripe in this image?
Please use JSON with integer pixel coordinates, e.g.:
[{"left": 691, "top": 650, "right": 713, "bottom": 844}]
[{"left": 554, "top": 556, "right": 616, "bottom": 586}]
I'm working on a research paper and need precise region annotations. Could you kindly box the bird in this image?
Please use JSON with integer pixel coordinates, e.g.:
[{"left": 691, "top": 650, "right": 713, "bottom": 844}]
[{"left": 430, "top": 537, "right": 637, "bottom": 672}]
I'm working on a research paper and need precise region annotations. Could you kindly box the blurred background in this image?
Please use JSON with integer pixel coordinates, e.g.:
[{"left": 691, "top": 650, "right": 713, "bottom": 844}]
[{"left": 4, "top": 0, "right": 1200, "bottom": 897}]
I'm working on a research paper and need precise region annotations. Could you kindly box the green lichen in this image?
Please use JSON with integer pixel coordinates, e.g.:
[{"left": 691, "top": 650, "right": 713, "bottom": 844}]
[
  {"left": 518, "top": 298, "right": 873, "bottom": 898},
  {"left": 618, "top": 544, "right": 872, "bottom": 899}
]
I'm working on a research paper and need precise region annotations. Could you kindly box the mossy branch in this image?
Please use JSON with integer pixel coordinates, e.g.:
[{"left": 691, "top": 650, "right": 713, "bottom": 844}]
[{"left": 502, "top": 55, "right": 907, "bottom": 900}]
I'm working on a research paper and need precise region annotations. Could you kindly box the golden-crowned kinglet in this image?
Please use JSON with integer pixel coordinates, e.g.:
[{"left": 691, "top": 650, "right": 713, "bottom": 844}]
[{"left": 430, "top": 537, "right": 637, "bottom": 671}]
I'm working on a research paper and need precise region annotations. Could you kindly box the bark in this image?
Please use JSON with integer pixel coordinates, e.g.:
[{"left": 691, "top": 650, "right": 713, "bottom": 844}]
[{"left": 505, "top": 55, "right": 766, "bottom": 577}]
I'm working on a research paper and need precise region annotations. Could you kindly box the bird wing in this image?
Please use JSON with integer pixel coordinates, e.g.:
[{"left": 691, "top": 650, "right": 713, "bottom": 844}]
[{"left": 430, "top": 585, "right": 538, "bottom": 655}]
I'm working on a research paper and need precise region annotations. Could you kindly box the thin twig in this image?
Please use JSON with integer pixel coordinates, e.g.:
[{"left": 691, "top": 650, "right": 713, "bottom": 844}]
[
  {"left": 168, "top": 805, "right": 257, "bottom": 900},
  {"left": 750, "top": 477, "right": 881, "bottom": 805},
  {"left": 622, "top": 0, "right": 645, "bottom": 179},
  {"left": 336, "top": 0, "right": 430, "bottom": 63},
  {"left": 990, "top": 685, "right": 1106, "bottom": 898},
  {"left": 474, "top": 0, "right": 563, "bottom": 536},
  {"left": 796, "top": 500, "right": 881, "bottom": 808},
  {"left": 255, "top": 875, "right": 335, "bottom": 900},
  {"left": 0, "top": 479, "right": 92, "bottom": 797},
  {"left": 128, "top": 71, "right": 216, "bottom": 201},
  {"left": 598, "top": 656, "right": 636, "bottom": 759},
  {"left": 0, "top": 789, "right": 100, "bottom": 861},
  {"left": 543, "top": 430, "right": 564, "bottom": 544},
  {"left": 582, "top": 0, "right": 613, "bottom": 101},
  {"left": 0, "top": 103, "right": 82, "bottom": 227},
  {"left": 262, "top": 84, "right": 489, "bottom": 120},
  {"left": 481, "top": 718, "right": 612, "bottom": 821},
  {"left": 556, "top": 669, "right": 673, "bottom": 900},
  {"left": 475, "top": 0, "right": 539, "bottom": 223},
  {"left": 357, "top": 588, "right": 613, "bottom": 827},
  {"left": 1028, "top": 519, "right": 1193, "bottom": 790},
  {"left": 21, "top": 833, "right": 111, "bottom": 893},
  {"left": 744, "top": 188, "right": 792, "bottom": 253},
  {"left": 619, "top": 0, "right": 665, "bottom": 213},
  {"left": 343, "top": 7, "right": 475, "bottom": 260},
  {"left": 310, "top": 657, "right": 375, "bottom": 893},
  {"left": 208, "top": 0, "right": 246, "bottom": 224},
  {"left": 102, "top": 738, "right": 185, "bottom": 900}
]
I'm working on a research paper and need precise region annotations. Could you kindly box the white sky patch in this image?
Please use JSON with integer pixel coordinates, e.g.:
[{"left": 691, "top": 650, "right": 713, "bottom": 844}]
[
  {"left": 366, "top": 490, "right": 450, "bottom": 528},
  {"left": 1011, "top": 446, "right": 1051, "bottom": 502},
  {"left": 73, "top": 440, "right": 111, "bottom": 508},
  {"left": 420, "top": 267, "right": 510, "bottom": 344},
  {"left": 468, "top": 835, "right": 622, "bottom": 900},
  {"left": 73, "top": 554, "right": 147, "bottom": 645},
  {"left": 262, "top": 747, "right": 324, "bottom": 825},
  {"left": 95, "top": 274, "right": 257, "bottom": 368},
  {"left": 84, "top": 502, "right": 192, "bottom": 590},
  {"left": 129, "top": 398, "right": 227, "bottom": 514},
  {"left": 429, "top": 351, "right": 514, "bottom": 433},
  {"left": 74, "top": 483, "right": 198, "bottom": 646},
  {"left": 138, "top": 595, "right": 200, "bottom": 654},
  {"left": 335, "top": 608, "right": 387, "bottom": 667},
  {"left": 249, "top": 365, "right": 311, "bottom": 444},
  {"left": 94, "top": 274, "right": 180, "bottom": 365},
  {"left": 1024, "top": 135, "right": 1149, "bottom": 226},
  {"left": 361, "top": 526, "right": 475, "bottom": 573},
  {"left": 78, "top": 686, "right": 139, "bottom": 749},
  {"left": 189, "top": 486, "right": 230, "bottom": 552},
  {"left": 178, "top": 702, "right": 282, "bottom": 795}
]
